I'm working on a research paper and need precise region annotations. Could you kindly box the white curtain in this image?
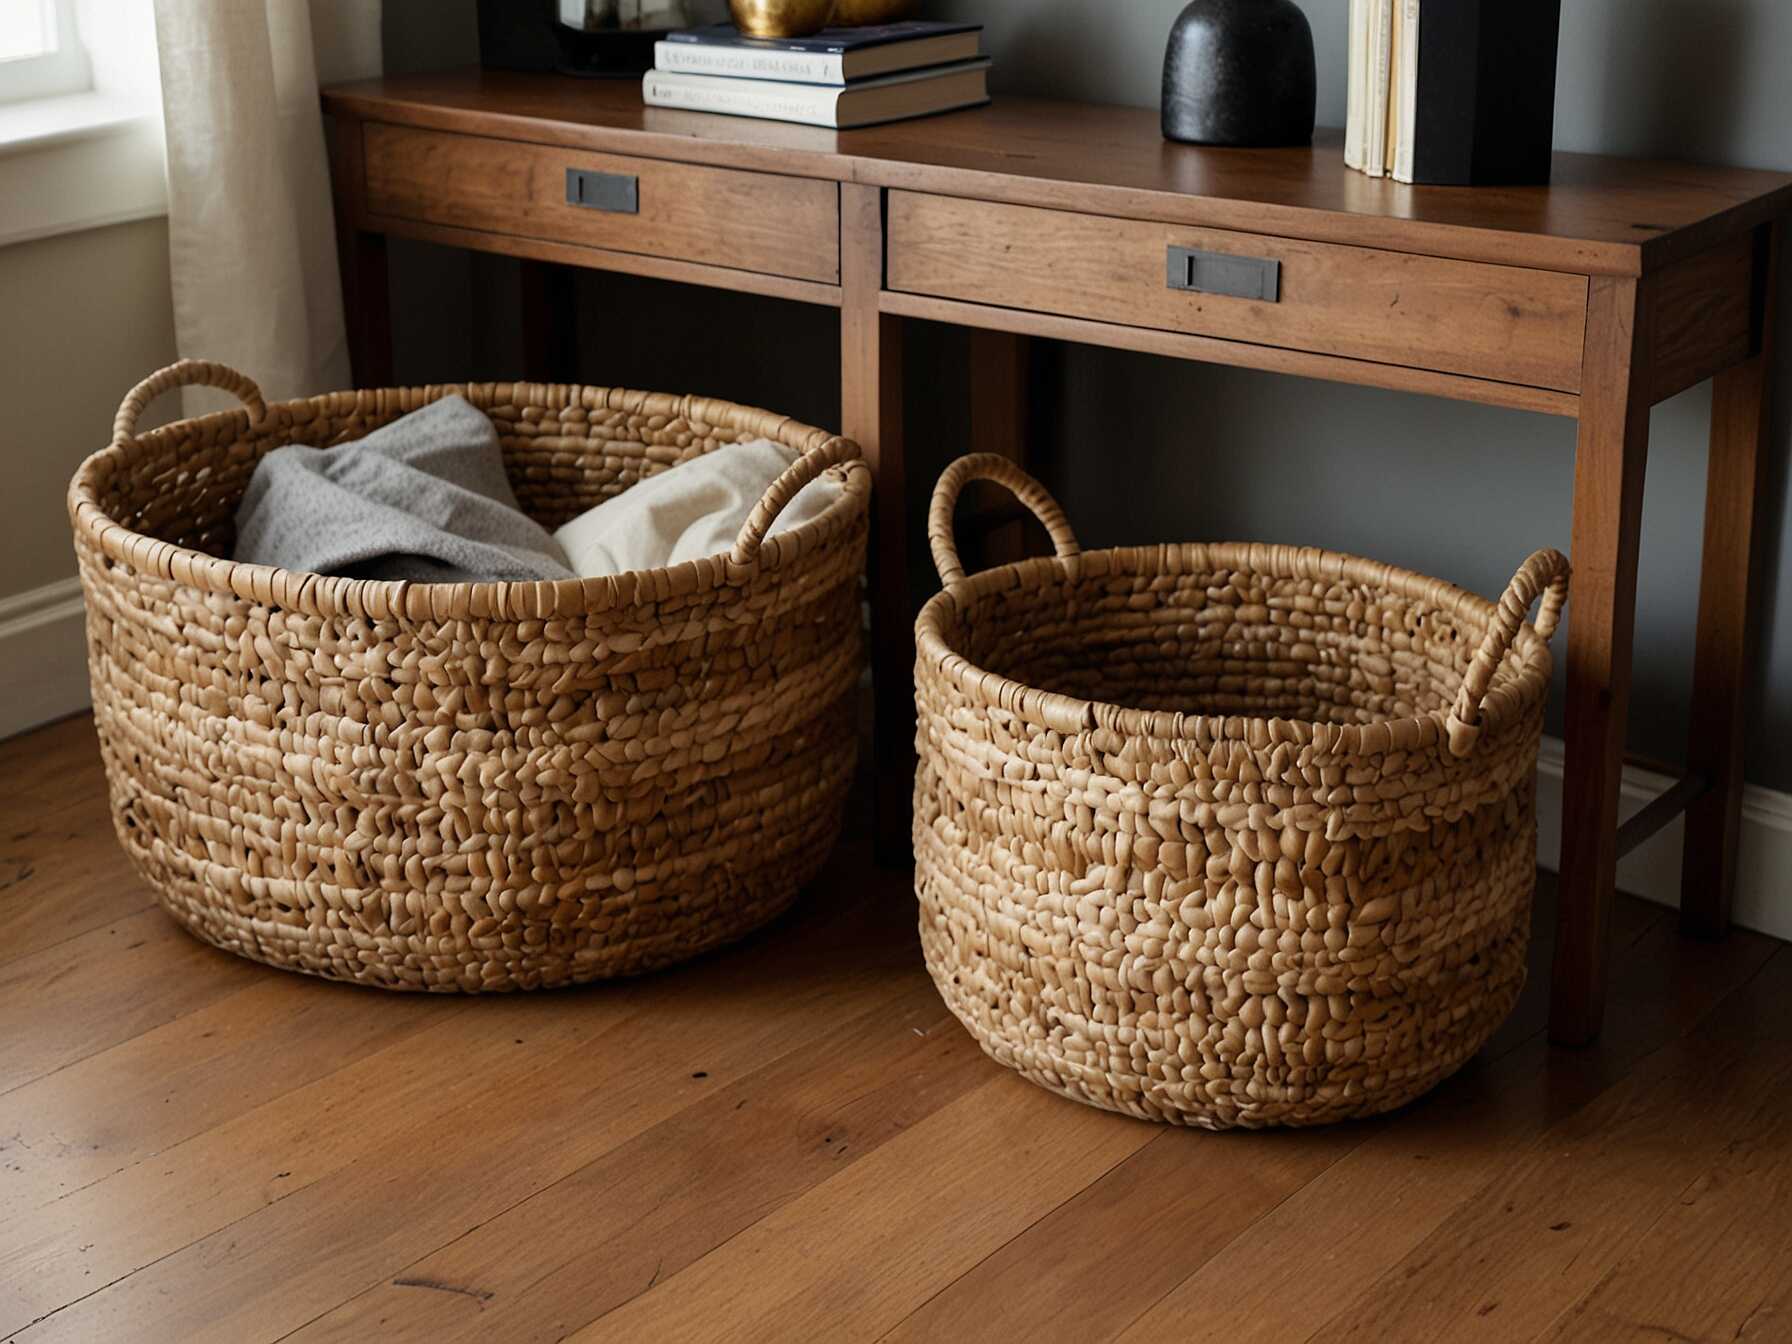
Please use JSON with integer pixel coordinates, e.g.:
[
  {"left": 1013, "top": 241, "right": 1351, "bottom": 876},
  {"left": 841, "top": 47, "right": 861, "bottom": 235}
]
[{"left": 152, "top": 1, "right": 382, "bottom": 413}]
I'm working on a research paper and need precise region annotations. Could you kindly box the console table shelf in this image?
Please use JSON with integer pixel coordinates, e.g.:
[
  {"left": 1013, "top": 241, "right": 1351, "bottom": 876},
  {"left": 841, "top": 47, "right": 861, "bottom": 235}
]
[{"left": 323, "top": 70, "right": 1792, "bottom": 1047}]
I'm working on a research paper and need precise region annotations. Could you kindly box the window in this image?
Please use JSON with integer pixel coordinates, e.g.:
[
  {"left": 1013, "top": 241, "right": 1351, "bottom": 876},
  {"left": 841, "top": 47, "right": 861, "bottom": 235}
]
[
  {"left": 0, "top": 0, "right": 92, "bottom": 105},
  {"left": 0, "top": 0, "right": 162, "bottom": 246}
]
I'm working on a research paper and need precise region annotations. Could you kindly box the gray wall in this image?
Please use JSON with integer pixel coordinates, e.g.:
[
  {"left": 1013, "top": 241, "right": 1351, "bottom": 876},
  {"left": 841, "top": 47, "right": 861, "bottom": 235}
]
[
  {"left": 384, "top": 0, "right": 1792, "bottom": 789},
  {"left": 0, "top": 219, "right": 178, "bottom": 597}
]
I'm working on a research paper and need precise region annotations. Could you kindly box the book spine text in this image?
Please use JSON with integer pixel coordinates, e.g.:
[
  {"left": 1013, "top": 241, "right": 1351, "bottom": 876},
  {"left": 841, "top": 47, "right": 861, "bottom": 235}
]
[
  {"left": 652, "top": 41, "right": 845, "bottom": 85},
  {"left": 642, "top": 72, "right": 839, "bottom": 127}
]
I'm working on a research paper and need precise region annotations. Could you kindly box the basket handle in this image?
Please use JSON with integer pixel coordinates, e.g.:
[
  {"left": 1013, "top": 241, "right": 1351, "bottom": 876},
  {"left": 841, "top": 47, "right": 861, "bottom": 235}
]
[
  {"left": 1445, "top": 548, "right": 1571, "bottom": 758},
  {"left": 928, "top": 453, "right": 1081, "bottom": 586},
  {"left": 112, "top": 359, "right": 267, "bottom": 448},
  {"left": 730, "top": 435, "right": 862, "bottom": 565}
]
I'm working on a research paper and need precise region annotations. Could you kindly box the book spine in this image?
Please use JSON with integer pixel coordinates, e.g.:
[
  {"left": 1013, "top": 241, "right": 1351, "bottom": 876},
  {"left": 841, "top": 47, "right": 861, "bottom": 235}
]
[
  {"left": 641, "top": 71, "right": 841, "bottom": 127},
  {"left": 652, "top": 40, "right": 846, "bottom": 85},
  {"left": 1393, "top": 0, "right": 1421, "bottom": 182},
  {"left": 1366, "top": 0, "right": 1392, "bottom": 177},
  {"left": 1344, "top": 0, "right": 1365, "bottom": 171}
]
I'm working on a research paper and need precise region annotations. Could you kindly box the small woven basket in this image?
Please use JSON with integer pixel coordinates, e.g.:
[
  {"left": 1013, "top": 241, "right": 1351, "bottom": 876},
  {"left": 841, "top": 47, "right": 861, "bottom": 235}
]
[
  {"left": 914, "top": 455, "right": 1569, "bottom": 1128},
  {"left": 70, "top": 361, "right": 870, "bottom": 992}
]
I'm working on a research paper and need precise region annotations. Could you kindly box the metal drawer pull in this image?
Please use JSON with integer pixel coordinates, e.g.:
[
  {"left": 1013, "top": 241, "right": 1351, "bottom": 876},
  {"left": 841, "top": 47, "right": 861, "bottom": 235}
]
[
  {"left": 565, "top": 168, "right": 639, "bottom": 214},
  {"left": 1167, "top": 245, "right": 1280, "bottom": 302}
]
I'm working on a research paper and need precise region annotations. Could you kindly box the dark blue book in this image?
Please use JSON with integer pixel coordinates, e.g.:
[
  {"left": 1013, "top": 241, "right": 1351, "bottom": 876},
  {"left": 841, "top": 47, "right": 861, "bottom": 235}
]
[{"left": 658, "top": 20, "right": 982, "bottom": 86}]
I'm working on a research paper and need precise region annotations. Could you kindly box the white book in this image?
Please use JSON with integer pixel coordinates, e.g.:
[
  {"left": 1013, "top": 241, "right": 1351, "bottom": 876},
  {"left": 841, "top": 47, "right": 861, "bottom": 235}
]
[
  {"left": 652, "top": 29, "right": 981, "bottom": 86},
  {"left": 1392, "top": 0, "right": 1422, "bottom": 183},
  {"left": 1344, "top": 0, "right": 1366, "bottom": 171},
  {"left": 1365, "top": 0, "right": 1393, "bottom": 177},
  {"left": 642, "top": 59, "right": 991, "bottom": 129}
]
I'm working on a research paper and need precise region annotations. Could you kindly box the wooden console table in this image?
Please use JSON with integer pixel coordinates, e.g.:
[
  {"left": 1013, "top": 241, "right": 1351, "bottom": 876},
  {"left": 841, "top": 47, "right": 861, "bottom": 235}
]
[{"left": 322, "top": 71, "right": 1791, "bottom": 1047}]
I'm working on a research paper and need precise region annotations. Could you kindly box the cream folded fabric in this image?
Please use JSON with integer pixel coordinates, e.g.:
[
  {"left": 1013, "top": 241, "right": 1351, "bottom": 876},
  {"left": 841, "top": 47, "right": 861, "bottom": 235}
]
[{"left": 553, "top": 438, "right": 841, "bottom": 578}]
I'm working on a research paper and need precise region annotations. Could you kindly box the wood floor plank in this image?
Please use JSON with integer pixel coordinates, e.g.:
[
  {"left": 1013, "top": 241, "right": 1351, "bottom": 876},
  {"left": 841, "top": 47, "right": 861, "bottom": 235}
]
[
  {"left": 4, "top": 713, "right": 1788, "bottom": 1344},
  {"left": 1313, "top": 947, "right": 1792, "bottom": 1344},
  {"left": 0, "top": 716, "right": 105, "bottom": 816},
  {"left": 1109, "top": 911, "right": 1781, "bottom": 1344},
  {"left": 0, "top": 986, "right": 633, "bottom": 1338},
  {"left": 879, "top": 887, "right": 1663, "bottom": 1344},
  {"left": 562, "top": 1074, "right": 1156, "bottom": 1344},
  {"left": 0, "top": 974, "right": 460, "bottom": 1213},
  {"left": 881, "top": 1124, "right": 1363, "bottom": 1344},
  {"left": 0, "top": 908, "right": 262, "bottom": 1096},
  {"left": 0, "top": 716, "right": 157, "bottom": 968},
  {"left": 285, "top": 978, "right": 991, "bottom": 1343},
  {"left": 6, "top": 882, "right": 922, "bottom": 1343},
  {"left": 0, "top": 789, "right": 157, "bottom": 967},
  {"left": 1534, "top": 1035, "right": 1792, "bottom": 1343}
]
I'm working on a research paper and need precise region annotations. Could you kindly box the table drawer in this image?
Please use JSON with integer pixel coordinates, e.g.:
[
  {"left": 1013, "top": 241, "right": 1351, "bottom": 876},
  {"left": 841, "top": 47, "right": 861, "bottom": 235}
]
[
  {"left": 363, "top": 123, "right": 840, "bottom": 285},
  {"left": 887, "top": 192, "right": 1587, "bottom": 392}
]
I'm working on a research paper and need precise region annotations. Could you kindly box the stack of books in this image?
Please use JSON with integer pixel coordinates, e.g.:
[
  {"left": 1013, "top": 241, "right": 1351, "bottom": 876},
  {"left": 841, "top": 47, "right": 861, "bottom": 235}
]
[
  {"left": 643, "top": 19, "right": 990, "bottom": 129},
  {"left": 1345, "top": 0, "right": 1561, "bottom": 186}
]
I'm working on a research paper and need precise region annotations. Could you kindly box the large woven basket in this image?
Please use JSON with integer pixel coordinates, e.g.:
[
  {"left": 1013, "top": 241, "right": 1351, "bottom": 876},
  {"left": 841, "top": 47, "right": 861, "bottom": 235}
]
[
  {"left": 914, "top": 455, "right": 1569, "bottom": 1128},
  {"left": 70, "top": 361, "right": 870, "bottom": 992}
]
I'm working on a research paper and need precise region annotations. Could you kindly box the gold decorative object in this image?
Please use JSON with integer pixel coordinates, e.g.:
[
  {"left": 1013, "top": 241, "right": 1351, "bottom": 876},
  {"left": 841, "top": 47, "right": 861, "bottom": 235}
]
[
  {"left": 828, "top": 0, "right": 917, "bottom": 25},
  {"left": 727, "top": 0, "right": 835, "bottom": 38}
]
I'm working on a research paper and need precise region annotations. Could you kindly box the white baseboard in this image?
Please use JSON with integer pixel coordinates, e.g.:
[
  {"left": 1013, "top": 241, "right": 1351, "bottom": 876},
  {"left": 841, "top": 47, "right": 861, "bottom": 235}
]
[
  {"left": 0, "top": 577, "right": 90, "bottom": 741},
  {"left": 1535, "top": 736, "right": 1792, "bottom": 943}
]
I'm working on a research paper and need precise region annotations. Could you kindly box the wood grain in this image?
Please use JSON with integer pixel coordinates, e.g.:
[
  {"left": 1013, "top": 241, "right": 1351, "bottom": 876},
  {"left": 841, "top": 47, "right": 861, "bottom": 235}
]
[
  {"left": 1111, "top": 904, "right": 1779, "bottom": 1344},
  {"left": 362, "top": 122, "right": 841, "bottom": 284},
  {"left": 365, "top": 213, "right": 843, "bottom": 310},
  {"left": 0, "top": 908, "right": 259, "bottom": 1096},
  {"left": 4, "top": 715, "right": 1792, "bottom": 1343},
  {"left": 963, "top": 329, "right": 1034, "bottom": 570},
  {"left": 322, "top": 73, "right": 1792, "bottom": 278},
  {"left": 878, "top": 290, "right": 1581, "bottom": 418},
  {"left": 0, "top": 980, "right": 457, "bottom": 1215},
  {"left": 879, "top": 885, "right": 1656, "bottom": 1344},
  {"left": 1681, "top": 221, "right": 1783, "bottom": 939},
  {"left": 1313, "top": 947, "right": 1792, "bottom": 1343},
  {"left": 839, "top": 182, "right": 912, "bottom": 865},
  {"left": 563, "top": 1076, "right": 1154, "bottom": 1343},
  {"left": 1647, "top": 229, "right": 1759, "bottom": 402},
  {"left": 1533, "top": 957, "right": 1792, "bottom": 1343},
  {"left": 4, "top": 869, "right": 920, "bottom": 1342},
  {"left": 0, "top": 721, "right": 152, "bottom": 965},
  {"left": 326, "top": 109, "right": 393, "bottom": 389},
  {"left": 1551, "top": 274, "right": 1655, "bottom": 1047},
  {"left": 286, "top": 982, "right": 988, "bottom": 1342},
  {"left": 888, "top": 191, "right": 1590, "bottom": 392}
]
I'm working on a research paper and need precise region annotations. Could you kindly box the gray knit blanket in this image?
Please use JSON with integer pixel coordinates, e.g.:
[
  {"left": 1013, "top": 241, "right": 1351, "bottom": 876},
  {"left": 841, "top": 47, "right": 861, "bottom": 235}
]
[{"left": 233, "top": 395, "right": 575, "bottom": 584}]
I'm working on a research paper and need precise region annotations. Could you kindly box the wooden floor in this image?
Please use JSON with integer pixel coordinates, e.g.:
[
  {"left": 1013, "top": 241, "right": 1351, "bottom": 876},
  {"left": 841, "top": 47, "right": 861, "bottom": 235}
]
[{"left": 3, "top": 714, "right": 1790, "bottom": 1343}]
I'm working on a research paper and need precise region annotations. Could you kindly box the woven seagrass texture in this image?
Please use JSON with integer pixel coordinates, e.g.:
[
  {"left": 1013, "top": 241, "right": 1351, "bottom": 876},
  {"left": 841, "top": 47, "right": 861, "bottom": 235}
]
[
  {"left": 70, "top": 361, "right": 870, "bottom": 992},
  {"left": 914, "top": 454, "right": 1568, "bottom": 1128}
]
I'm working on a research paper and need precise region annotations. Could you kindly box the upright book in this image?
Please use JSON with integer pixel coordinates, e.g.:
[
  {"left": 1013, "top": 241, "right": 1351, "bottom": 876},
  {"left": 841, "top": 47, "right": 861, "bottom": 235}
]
[
  {"left": 1402, "top": 0, "right": 1562, "bottom": 185},
  {"left": 643, "top": 58, "right": 991, "bottom": 129},
  {"left": 656, "top": 20, "right": 982, "bottom": 86},
  {"left": 1365, "top": 0, "right": 1393, "bottom": 178},
  {"left": 1344, "top": 0, "right": 1367, "bottom": 171},
  {"left": 1348, "top": 0, "right": 1561, "bottom": 186}
]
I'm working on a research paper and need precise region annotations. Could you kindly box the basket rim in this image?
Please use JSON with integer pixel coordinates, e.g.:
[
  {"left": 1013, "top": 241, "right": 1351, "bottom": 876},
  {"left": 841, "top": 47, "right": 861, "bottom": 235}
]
[
  {"left": 68, "top": 381, "right": 870, "bottom": 624},
  {"left": 915, "top": 540, "right": 1556, "bottom": 755}
]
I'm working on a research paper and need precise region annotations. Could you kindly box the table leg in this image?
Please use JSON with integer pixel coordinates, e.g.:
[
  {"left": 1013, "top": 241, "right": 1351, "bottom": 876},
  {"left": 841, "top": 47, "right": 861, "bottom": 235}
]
[
  {"left": 327, "top": 111, "right": 393, "bottom": 389},
  {"left": 520, "top": 258, "right": 580, "bottom": 386},
  {"left": 841, "top": 183, "right": 912, "bottom": 866},
  {"left": 967, "top": 330, "right": 1034, "bottom": 568},
  {"left": 1681, "top": 221, "right": 1781, "bottom": 939},
  {"left": 1552, "top": 274, "right": 1653, "bottom": 1047}
]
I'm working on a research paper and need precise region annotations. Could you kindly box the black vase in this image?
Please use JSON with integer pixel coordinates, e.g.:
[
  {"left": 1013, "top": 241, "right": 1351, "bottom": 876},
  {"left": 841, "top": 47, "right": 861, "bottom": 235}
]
[{"left": 1161, "top": 0, "right": 1316, "bottom": 147}]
